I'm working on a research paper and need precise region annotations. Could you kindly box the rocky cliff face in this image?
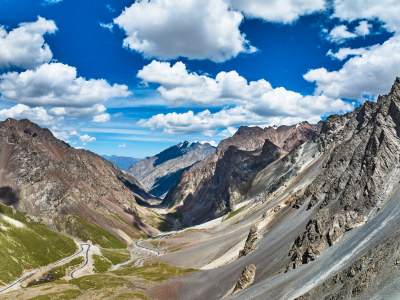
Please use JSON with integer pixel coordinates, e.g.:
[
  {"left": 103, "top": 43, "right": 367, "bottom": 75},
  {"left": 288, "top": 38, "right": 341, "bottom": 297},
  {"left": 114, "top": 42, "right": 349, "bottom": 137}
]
[
  {"left": 164, "top": 122, "right": 317, "bottom": 225},
  {"left": 287, "top": 77, "right": 400, "bottom": 271},
  {"left": 0, "top": 119, "right": 160, "bottom": 245},
  {"left": 127, "top": 141, "right": 215, "bottom": 198}
]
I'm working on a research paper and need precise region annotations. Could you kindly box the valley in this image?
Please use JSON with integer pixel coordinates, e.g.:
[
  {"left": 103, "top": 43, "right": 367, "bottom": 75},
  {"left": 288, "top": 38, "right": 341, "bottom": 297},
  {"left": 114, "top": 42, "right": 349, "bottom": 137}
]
[{"left": 2, "top": 80, "right": 400, "bottom": 299}]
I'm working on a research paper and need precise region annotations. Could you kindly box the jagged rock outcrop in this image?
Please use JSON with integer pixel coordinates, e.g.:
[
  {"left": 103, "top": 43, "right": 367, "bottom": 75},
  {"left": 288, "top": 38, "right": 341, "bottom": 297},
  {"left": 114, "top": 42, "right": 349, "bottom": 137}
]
[
  {"left": 239, "top": 225, "right": 260, "bottom": 257},
  {"left": 164, "top": 123, "right": 317, "bottom": 225},
  {"left": 127, "top": 141, "right": 215, "bottom": 198},
  {"left": 0, "top": 118, "right": 160, "bottom": 244},
  {"left": 287, "top": 78, "right": 400, "bottom": 271},
  {"left": 232, "top": 264, "right": 257, "bottom": 294}
]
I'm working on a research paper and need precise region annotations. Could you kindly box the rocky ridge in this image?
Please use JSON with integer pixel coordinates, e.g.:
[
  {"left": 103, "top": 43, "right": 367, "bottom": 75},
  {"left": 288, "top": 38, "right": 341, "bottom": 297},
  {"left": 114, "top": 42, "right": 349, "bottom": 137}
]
[
  {"left": 0, "top": 118, "right": 160, "bottom": 244},
  {"left": 164, "top": 122, "right": 317, "bottom": 225},
  {"left": 287, "top": 77, "right": 400, "bottom": 271}
]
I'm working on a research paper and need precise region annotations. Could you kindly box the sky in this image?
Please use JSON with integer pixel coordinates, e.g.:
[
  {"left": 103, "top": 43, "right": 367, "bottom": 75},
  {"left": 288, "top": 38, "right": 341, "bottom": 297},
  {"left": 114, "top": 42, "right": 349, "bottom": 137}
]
[{"left": 0, "top": 0, "right": 399, "bottom": 158}]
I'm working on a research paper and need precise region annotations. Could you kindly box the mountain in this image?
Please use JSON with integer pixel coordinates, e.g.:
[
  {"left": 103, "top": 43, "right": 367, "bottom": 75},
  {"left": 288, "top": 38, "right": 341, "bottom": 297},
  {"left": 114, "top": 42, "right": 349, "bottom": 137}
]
[
  {"left": 151, "top": 77, "right": 400, "bottom": 300},
  {"left": 0, "top": 118, "right": 163, "bottom": 248},
  {"left": 102, "top": 155, "right": 141, "bottom": 170},
  {"left": 127, "top": 141, "right": 216, "bottom": 198},
  {"left": 163, "top": 122, "right": 317, "bottom": 225}
]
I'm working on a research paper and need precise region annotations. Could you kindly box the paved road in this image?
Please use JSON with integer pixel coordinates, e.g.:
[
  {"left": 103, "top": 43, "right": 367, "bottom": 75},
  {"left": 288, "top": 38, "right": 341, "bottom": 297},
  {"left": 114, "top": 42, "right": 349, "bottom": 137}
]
[
  {"left": 133, "top": 240, "right": 161, "bottom": 267},
  {"left": 70, "top": 244, "right": 91, "bottom": 279},
  {"left": 0, "top": 243, "right": 88, "bottom": 294}
]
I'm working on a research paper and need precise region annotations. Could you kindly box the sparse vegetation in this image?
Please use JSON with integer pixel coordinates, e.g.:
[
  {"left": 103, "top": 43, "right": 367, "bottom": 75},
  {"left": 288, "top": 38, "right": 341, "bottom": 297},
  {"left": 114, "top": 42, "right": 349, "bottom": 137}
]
[
  {"left": 100, "top": 249, "right": 131, "bottom": 265},
  {"left": 223, "top": 206, "right": 246, "bottom": 221},
  {"left": 92, "top": 254, "right": 112, "bottom": 273},
  {"left": 66, "top": 216, "right": 126, "bottom": 249},
  {"left": 53, "top": 257, "right": 84, "bottom": 280},
  {"left": 111, "top": 262, "right": 197, "bottom": 281}
]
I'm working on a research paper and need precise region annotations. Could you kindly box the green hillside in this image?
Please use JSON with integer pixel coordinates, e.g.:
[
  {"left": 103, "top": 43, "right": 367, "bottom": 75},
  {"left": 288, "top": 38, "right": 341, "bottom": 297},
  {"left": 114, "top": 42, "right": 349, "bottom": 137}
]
[{"left": 0, "top": 204, "right": 77, "bottom": 286}]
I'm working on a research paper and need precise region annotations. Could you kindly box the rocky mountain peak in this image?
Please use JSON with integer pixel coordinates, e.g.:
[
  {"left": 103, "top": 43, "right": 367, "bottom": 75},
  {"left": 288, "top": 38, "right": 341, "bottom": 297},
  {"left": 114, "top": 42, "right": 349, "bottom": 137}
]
[
  {"left": 127, "top": 141, "right": 216, "bottom": 198},
  {"left": 2, "top": 118, "right": 67, "bottom": 148}
]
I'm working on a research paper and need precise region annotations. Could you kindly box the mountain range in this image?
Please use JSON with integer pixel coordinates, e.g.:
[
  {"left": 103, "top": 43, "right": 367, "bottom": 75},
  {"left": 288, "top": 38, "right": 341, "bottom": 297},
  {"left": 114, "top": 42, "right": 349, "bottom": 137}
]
[
  {"left": 2, "top": 79, "right": 400, "bottom": 299},
  {"left": 127, "top": 141, "right": 216, "bottom": 198}
]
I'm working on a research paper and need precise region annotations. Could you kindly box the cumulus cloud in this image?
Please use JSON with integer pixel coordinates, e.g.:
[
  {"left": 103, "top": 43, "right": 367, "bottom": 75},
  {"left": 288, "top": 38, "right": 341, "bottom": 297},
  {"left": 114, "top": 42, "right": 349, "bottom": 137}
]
[
  {"left": 138, "top": 61, "right": 353, "bottom": 135},
  {"left": 138, "top": 60, "right": 272, "bottom": 106},
  {"left": 327, "top": 25, "right": 356, "bottom": 43},
  {"left": 304, "top": 35, "right": 400, "bottom": 99},
  {"left": 0, "top": 104, "right": 56, "bottom": 126},
  {"left": 114, "top": 0, "right": 255, "bottom": 62},
  {"left": 79, "top": 134, "right": 96, "bottom": 145},
  {"left": 333, "top": 0, "right": 400, "bottom": 34},
  {"left": 228, "top": 0, "right": 325, "bottom": 24},
  {"left": 138, "top": 99, "right": 351, "bottom": 135},
  {"left": 327, "top": 47, "right": 368, "bottom": 60},
  {"left": 49, "top": 104, "right": 110, "bottom": 122},
  {"left": 0, "top": 17, "right": 57, "bottom": 69},
  {"left": 0, "top": 62, "right": 131, "bottom": 108},
  {"left": 118, "top": 143, "right": 127, "bottom": 148},
  {"left": 327, "top": 21, "right": 372, "bottom": 44}
]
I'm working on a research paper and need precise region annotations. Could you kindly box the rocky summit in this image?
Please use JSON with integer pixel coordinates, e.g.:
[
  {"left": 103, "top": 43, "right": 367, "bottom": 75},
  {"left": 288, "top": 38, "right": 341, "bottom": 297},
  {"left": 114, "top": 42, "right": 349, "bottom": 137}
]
[{"left": 127, "top": 141, "right": 215, "bottom": 198}]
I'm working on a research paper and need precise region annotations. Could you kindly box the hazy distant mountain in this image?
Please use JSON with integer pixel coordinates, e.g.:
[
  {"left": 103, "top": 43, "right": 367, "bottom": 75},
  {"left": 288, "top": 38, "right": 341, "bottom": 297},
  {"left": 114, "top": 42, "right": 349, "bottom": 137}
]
[
  {"left": 127, "top": 141, "right": 216, "bottom": 198},
  {"left": 102, "top": 155, "right": 141, "bottom": 170}
]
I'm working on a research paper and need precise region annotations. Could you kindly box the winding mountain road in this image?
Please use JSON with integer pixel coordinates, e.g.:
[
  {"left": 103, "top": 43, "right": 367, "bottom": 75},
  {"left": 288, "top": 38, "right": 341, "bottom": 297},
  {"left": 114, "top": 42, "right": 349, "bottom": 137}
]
[
  {"left": 0, "top": 243, "right": 89, "bottom": 294},
  {"left": 70, "top": 244, "right": 91, "bottom": 279}
]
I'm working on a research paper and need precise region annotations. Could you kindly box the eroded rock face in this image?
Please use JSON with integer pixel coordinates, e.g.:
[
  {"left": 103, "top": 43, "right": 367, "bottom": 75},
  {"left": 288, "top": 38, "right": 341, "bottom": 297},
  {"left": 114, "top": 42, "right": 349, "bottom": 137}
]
[
  {"left": 0, "top": 118, "right": 160, "bottom": 242},
  {"left": 165, "top": 123, "right": 317, "bottom": 226},
  {"left": 232, "top": 264, "right": 257, "bottom": 294},
  {"left": 127, "top": 141, "right": 215, "bottom": 198},
  {"left": 239, "top": 225, "right": 260, "bottom": 257},
  {"left": 287, "top": 78, "right": 400, "bottom": 271}
]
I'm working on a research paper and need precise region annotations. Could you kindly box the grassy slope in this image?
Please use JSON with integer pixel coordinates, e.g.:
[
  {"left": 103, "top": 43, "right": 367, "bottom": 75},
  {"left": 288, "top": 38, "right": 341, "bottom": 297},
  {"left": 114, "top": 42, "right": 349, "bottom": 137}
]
[
  {"left": 65, "top": 216, "right": 126, "bottom": 249},
  {"left": 4, "top": 262, "right": 197, "bottom": 299},
  {"left": 0, "top": 204, "right": 77, "bottom": 286}
]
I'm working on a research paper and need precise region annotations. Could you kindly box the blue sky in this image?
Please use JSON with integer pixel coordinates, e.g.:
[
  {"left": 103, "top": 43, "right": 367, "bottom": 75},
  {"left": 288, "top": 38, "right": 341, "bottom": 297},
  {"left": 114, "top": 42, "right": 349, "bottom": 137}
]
[{"left": 0, "top": 0, "right": 399, "bottom": 158}]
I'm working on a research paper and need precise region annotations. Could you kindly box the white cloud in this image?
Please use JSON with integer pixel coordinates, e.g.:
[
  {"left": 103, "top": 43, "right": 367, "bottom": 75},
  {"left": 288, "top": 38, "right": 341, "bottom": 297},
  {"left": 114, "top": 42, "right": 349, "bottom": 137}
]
[
  {"left": 92, "top": 113, "right": 110, "bottom": 123},
  {"left": 327, "top": 47, "right": 368, "bottom": 60},
  {"left": 0, "top": 17, "right": 57, "bottom": 69},
  {"left": 118, "top": 143, "right": 127, "bottom": 148},
  {"left": 99, "top": 22, "right": 113, "bottom": 32},
  {"left": 114, "top": 0, "right": 255, "bottom": 62},
  {"left": 0, "top": 104, "right": 56, "bottom": 126},
  {"left": 228, "top": 0, "right": 325, "bottom": 24},
  {"left": 79, "top": 134, "right": 96, "bottom": 145},
  {"left": 139, "top": 97, "right": 352, "bottom": 136},
  {"left": 138, "top": 60, "right": 272, "bottom": 106},
  {"left": 219, "top": 127, "right": 238, "bottom": 138},
  {"left": 333, "top": 0, "right": 400, "bottom": 34},
  {"left": 137, "top": 60, "right": 353, "bottom": 134},
  {"left": 304, "top": 35, "right": 400, "bottom": 99},
  {"left": 327, "top": 21, "right": 373, "bottom": 44},
  {"left": 0, "top": 63, "right": 131, "bottom": 108},
  {"left": 327, "top": 25, "right": 356, "bottom": 43},
  {"left": 355, "top": 21, "right": 372, "bottom": 36}
]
